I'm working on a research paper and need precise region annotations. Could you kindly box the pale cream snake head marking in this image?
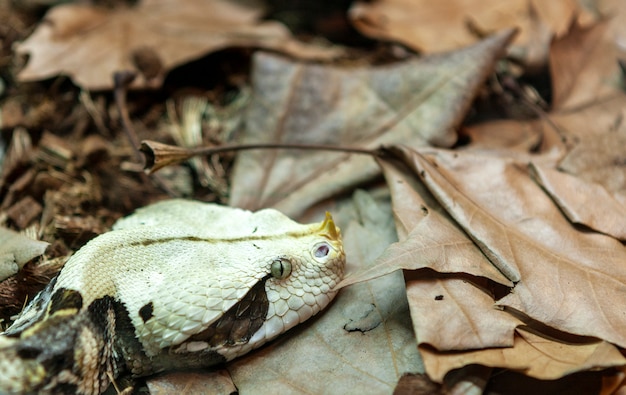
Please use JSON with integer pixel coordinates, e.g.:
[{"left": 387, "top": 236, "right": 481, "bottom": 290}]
[{"left": 0, "top": 200, "right": 347, "bottom": 395}]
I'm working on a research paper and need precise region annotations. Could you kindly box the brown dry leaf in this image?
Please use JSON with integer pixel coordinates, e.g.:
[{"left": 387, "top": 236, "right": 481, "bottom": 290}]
[
  {"left": 460, "top": 7, "right": 625, "bottom": 199},
  {"left": 230, "top": 29, "right": 515, "bottom": 218},
  {"left": 421, "top": 327, "right": 626, "bottom": 382},
  {"left": 337, "top": 156, "right": 511, "bottom": 289},
  {"left": 227, "top": 191, "right": 423, "bottom": 394},
  {"left": 146, "top": 370, "right": 236, "bottom": 395},
  {"left": 405, "top": 274, "right": 520, "bottom": 351},
  {"left": 389, "top": 146, "right": 626, "bottom": 349},
  {"left": 0, "top": 227, "right": 49, "bottom": 281},
  {"left": 549, "top": 19, "right": 623, "bottom": 111},
  {"left": 530, "top": 163, "right": 626, "bottom": 240},
  {"left": 349, "top": 0, "right": 593, "bottom": 58},
  {"left": 553, "top": 96, "right": 626, "bottom": 195},
  {"left": 16, "top": 0, "right": 341, "bottom": 90}
]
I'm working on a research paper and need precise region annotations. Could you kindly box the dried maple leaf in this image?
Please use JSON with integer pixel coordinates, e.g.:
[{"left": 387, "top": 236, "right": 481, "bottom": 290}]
[
  {"left": 363, "top": 145, "right": 626, "bottom": 383},
  {"left": 16, "top": 0, "right": 342, "bottom": 90},
  {"left": 230, "top": 30, "right": 515, "bottom": 218},
  {"left": 392, "top": 146, "right": 626, "bottom": 348}
]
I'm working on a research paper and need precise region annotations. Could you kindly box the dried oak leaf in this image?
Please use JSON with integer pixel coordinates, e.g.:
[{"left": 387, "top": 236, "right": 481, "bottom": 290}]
[{"left": 15, "top": 0, "right": 342, "bottom": 90}]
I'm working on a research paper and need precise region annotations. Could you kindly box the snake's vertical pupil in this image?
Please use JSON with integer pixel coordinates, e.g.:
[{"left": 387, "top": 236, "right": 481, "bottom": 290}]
[
  {"left": 315, "top": 243, "right": 330, "bottom": 258},
  {"left": 271, "top": 258, "right": 291, "bottom": 279}
]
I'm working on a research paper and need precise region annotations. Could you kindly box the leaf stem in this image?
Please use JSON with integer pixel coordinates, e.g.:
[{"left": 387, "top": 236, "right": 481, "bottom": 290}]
[{"left": 140, "top": 140, "right": 378, "bottom": 173}]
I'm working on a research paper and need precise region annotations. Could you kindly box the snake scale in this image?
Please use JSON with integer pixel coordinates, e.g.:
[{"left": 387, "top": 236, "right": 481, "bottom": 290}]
[{"left": 0, "top": 200, "right": 346, "bottom": 394}]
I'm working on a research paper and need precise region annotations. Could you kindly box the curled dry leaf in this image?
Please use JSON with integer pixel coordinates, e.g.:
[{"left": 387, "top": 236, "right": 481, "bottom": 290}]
[
  {"left": 230, "top": 29, "right": 515, "bottom": 218},
  {"left": 405, "top": 275, "right": 520, "bottom": 351},
  {"left": 362, "top": 156, "right": 519, "bottom": 354},
  {"left": 553, "top": 96, "right": 626, "bottom": 195},
  {"left": 16, "top": 0, "right": 342, "bottom": 90}
]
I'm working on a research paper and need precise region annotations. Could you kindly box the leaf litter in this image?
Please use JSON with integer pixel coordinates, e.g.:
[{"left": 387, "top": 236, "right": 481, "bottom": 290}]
[
  {"left": 3, "top": 0, "right": 626, "bottom": 393},
  {"left": 16, "top": 0, "right": 342, "bottom": 90},
  {"left": 230, "top": 29, "right": 515, "bottom": 218}
]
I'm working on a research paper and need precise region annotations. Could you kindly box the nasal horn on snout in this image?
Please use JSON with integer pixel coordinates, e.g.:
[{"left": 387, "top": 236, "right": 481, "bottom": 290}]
[{"left": 317, "top": 212, "right": 341, "bottom": 241}]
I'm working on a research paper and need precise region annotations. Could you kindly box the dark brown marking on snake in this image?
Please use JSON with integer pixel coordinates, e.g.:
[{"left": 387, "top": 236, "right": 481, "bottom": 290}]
[
  {"left": 139, "top": 302, "right": 154, "bottom": 323},
  {"left": 130, "top": 230, "right": 317, "bottom": 248},
  {"left": 188, "top": 275, "right": 270, "bottom": 347},
  {"left": 48, "top": 288, "right": 83, "bottom": 316},
  {"left": 3, "top": 277, "right": 58, "bottom": 337},
  {"left": 14, "top": 312, "right": 88, "bottom": 391}
]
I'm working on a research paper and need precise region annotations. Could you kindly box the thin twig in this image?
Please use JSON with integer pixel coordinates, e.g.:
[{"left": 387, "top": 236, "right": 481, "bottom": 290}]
[
  {"left": 113, "top": 71, "right": 179, "bottom": 196},
  {"left": 113, "top": 71, "right": 143, "bottom": 163}
]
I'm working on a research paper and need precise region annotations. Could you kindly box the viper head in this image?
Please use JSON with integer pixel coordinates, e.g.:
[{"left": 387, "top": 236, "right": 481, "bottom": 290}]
[{"left": 237, "top": 211, "right": 345, "bottom": 349}]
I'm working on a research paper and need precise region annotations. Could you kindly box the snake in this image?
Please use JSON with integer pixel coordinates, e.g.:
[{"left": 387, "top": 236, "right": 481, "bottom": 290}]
[{"left": 0, "top": 200, "right": 345, "bottom": 394}]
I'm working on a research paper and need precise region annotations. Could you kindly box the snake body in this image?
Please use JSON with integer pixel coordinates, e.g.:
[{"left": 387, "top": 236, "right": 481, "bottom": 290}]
[{"left": 0, "top": 200, "right": 345, "bottom": 394}]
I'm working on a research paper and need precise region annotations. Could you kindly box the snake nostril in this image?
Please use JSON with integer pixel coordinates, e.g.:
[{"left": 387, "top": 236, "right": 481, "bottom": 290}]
[{"left": 314, "top": 243, "right": 330, "bottom": 258}]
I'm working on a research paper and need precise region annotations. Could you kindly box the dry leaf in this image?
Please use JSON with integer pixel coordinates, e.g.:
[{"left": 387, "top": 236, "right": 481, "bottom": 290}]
[
  {"left": 553, "top": 96, "right": 626, "bottom": 195},
  {"left": 549, "top": 19, "right": 622, "bottom": 110},
  {"left": 530, "top": 163, "right": 626, "bottom": 240},
  {"left": 421, "top": 327, "right": 626, "bottom": 382},
  {"left": 146, "top": 370, "right": 236, "bottom": 395},
  {"left": 16, "top": 0, "right": 341, "bottom": 90},
  {"left": 406, "top": 275, "right": 520, "bottom": 351},
  {"left": 349, "top": 0, "right": 593, "bottom": 56},
  {"left": 390, "top": 146, "right": 626, "bottom": 349},
  {"left": 337, "top": 156, "right": 511, "bottom": 289},
  {"left": 230, "top": 30, "right": 515, "bottom": 217},
  {"left": 0, "top": 227, "right": 49, "bottom": 281}
]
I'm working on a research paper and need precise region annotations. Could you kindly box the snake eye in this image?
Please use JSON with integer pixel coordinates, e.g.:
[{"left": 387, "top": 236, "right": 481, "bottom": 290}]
[{"left": 271, "top": 258, "right": 292, "bottom": 279}]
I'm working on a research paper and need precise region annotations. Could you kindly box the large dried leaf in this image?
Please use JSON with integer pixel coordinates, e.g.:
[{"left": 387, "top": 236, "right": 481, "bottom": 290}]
[
  {"left": 553, "top": 95, "right": 626, "bottom": 195},
  {"left": 349, "top": 0, "right": 592, "bottom": 55},
  {"left": 338, "top": 157, "right": 511, "bottom": 289},
  {"left": 146, "top": 370, "right": 236, "bottom": 394},
  {"left": 420, "top": 328, "right": 626, "bottom": 382},
  {"left": 16, "top": 0, "right": 341, "bottom": 90},
  {"left": 226, "top": 191, "right": 423, "bottom": 394},
  {"left": 406, "top": 275, "right": 520, "bottom": 351},
  {"left": 549, "top": 19, "right": 622, "bottom": 111},
  {"left": 230, "top": 30, "right": 515, "bottom": 217},
  {"left": 530, "top": 163, "right": 626, "bottom": 240},
  {"left": 390, "top": 146, "right": 626, "bottom": 349}
]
